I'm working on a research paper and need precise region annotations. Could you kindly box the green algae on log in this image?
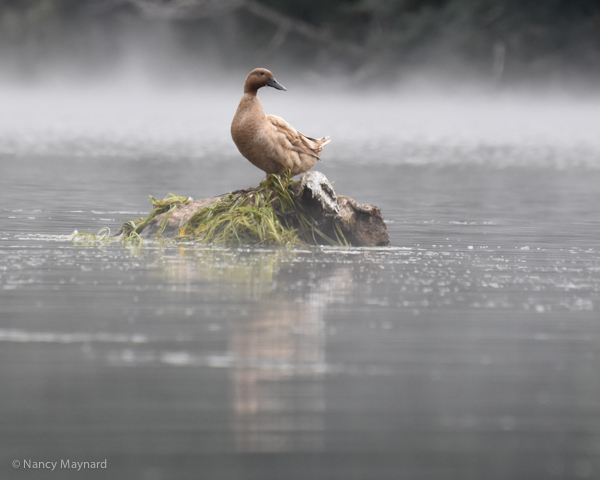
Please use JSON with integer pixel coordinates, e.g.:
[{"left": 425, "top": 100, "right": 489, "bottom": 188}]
[{"left": 118, "top": 171, "right": 389, "bottom": 247}]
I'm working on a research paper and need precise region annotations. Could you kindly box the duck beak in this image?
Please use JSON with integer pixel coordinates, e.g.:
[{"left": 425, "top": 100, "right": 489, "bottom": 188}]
[{"left": 267, "top": 77, "right": 286, "bottom": 91}]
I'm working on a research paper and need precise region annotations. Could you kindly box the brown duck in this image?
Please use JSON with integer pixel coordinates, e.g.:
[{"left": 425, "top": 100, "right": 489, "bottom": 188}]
[{"left": 231, "top": 68, "right": 330, "bottom": 176}]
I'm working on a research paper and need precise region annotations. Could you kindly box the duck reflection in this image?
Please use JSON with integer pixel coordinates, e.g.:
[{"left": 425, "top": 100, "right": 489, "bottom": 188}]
[
  {"left": 230, "top": 304, "right": 325, "bottom": 452},
  {"left": 156, "top": 246, "right": 353, "bottom": 452}
]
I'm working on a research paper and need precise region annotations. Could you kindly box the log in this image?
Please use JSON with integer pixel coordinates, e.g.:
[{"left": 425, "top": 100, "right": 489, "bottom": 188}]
[{"left": 134, "top": 171, "right": 389, "bottom": 247}]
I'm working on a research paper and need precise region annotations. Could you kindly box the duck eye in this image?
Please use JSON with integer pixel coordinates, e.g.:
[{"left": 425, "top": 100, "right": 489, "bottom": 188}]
[{"left": 260, "top": 72, "right": 265, "bottom": 76}]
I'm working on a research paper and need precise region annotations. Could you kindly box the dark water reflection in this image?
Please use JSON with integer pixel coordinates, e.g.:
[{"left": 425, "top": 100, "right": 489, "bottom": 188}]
[{"left": 1, "top": 90, "right": 600, "bottom": 479}]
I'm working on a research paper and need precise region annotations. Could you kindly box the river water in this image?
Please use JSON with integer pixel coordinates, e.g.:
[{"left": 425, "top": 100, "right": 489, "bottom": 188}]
[{"left": 1, "top": 85, "right": 599, "bottom": 479}]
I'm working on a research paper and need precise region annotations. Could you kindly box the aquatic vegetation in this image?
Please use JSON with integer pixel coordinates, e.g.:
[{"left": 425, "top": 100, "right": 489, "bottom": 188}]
[
  {"left": 179, "top": 172, "right": 347, "bottom": 247},
  {"left": 72, "top": 194, "right": 191, "bottom": 247},
  {"left": 118, "top": 193, "right": 192, "bottom": 239},
  {"left": 75, "top": 172, "right": 349, "bottom": 247},
  {"left": 72, "top": 227, "right": 113, "bottom": 246}
]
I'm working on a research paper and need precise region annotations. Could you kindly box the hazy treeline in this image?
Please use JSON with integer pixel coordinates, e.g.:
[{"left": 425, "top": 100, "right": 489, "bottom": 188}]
[{"left": 1, "top": 0, "right": 599, "bottom": 88}]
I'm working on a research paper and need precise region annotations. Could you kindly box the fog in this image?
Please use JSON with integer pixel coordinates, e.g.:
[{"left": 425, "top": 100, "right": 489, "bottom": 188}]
[
  {"left": 1, "top": 77, "right": 599, "bottom": 171},
  {"left": 2, "top": 0, "right": 599, "bottom": 176}
]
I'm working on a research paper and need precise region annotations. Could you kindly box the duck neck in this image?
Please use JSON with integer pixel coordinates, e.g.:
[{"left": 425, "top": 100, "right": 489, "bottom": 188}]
[
  {"left": 236, "top": 91, "right": 264, "bottom": 117},
  {"left": 243, "top": 85, "right": 259, "bottom": 95}
]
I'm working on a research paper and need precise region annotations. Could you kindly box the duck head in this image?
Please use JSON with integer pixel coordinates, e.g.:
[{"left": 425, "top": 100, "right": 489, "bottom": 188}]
[{"left": 244, "top": 68, "right": 287, "bottom": 94}]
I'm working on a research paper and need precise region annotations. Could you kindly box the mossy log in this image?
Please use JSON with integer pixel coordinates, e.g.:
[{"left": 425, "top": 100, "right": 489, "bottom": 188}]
[{"left": 121, "top": 171, "right": 389, "bottom": 247}]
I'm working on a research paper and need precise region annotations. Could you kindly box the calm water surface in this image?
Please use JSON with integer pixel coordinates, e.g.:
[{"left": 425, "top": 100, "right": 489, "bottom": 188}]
[{"left": 1, "top": 87, "right": 600, "bottom": 479}]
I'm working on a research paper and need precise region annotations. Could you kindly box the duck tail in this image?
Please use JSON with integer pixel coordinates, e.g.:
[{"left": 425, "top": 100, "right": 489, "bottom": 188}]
[{"left": 314, "top": 136, "right": 330, "bottom": 159}]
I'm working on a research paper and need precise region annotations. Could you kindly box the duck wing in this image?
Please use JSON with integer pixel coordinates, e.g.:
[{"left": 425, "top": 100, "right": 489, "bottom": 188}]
[{"left": 267, "top": 115, "right": 329, "bottom": 159}]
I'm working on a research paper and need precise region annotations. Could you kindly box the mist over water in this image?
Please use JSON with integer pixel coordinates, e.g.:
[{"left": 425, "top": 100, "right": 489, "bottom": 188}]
[
  {"left": 2, "top": 79, "right": 600, "bottom": 164},
  {"left": 1, "top": 68, "right": 600, "bottom": 480}
]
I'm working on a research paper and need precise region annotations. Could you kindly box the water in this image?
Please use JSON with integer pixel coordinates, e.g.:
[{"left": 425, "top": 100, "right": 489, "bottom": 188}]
[{"left": 1, "top": 85, "right": 600, "bottom": 479}]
